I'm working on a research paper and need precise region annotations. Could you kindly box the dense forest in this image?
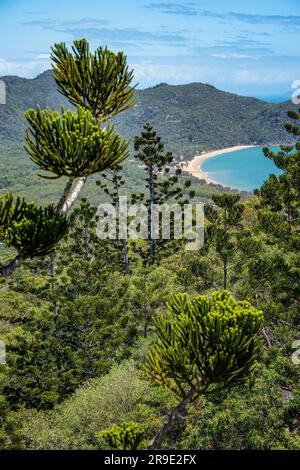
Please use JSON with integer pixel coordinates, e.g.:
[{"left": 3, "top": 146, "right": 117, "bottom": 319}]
[{"left": 0, "top": 39, "right": 299, "bottom": 451}]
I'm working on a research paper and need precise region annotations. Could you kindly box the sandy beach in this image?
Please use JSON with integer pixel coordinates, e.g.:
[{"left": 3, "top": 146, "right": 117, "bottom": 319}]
[{"left": 183, "top": 145, "right": 257, "bottom": 185}]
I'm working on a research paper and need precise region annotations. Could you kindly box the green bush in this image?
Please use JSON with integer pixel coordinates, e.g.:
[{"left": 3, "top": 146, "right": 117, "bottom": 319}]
[
  {"left": 17, "top": 359, "right": 176, "bottom": 450},
  {"left": 179, "top": 363, "right": 300, "bottom": 450}
]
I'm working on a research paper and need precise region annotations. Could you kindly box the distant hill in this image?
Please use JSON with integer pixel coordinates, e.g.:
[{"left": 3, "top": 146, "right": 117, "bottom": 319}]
[
  {"left": 0, "top": 71, "right": 296, "bottom": 158},
  {"left": 0, "top": 71, "right": 68, "bottom": 151}
]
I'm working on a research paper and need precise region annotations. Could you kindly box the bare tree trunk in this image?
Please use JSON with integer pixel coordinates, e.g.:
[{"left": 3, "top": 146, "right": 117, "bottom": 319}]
[
  {"left": 57, "top": 177, "right": 74, "bottom": 212},
  {"left": 147, "top": 385, "right": 201, "bottom": 450},
  {"left": 223, "top": 260, "right": 228, "bottom": 290},
  {"left": 143, "top": 305, "right": 149, "bottom": 339},
  {"left": 113, "top": 172, "right": 130, "bottom": 274},
  {"left": 123, "top": 238, "right": 130, "bottom": 274},
  {"left": 149, "top": 165, "right": 156, "bottom": 265},
  {"left": 58, "top": 177, "right": 87, "bottom": 214},
  {"left": 223, "top": 207, "right": 228, "bottom": 290},
  {"left": 262, "top": 327, "right": 272, "bottom": 347}
]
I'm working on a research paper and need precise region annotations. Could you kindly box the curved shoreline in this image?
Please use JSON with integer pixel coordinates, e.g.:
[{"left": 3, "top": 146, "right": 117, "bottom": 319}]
[{"left": 183, "top": 145, "right": 257, "bottom": 186}]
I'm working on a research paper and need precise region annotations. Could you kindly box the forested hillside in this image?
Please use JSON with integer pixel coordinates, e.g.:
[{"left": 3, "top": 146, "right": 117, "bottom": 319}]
[
  {"left": 0, "top": 71, "right": 296, "bottom": 156},
  {"left": 0, "top": 69, "right": 295, "bottom": 203}
]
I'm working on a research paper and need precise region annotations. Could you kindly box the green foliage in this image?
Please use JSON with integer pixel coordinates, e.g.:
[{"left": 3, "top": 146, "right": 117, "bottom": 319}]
[
  {"left": 11, "top": 342, "right": 300, "bottom": 451},
  {"left": 5, "top": 204, "right": 69, "bottom": 257},
  {"left": 255, "top": 145, "right": 300, "bottom": 237},
  {"left": 51, "top": 39, "right": 136, "bottom": 120},
  {"left": 1, "top": 45, "right": 300, "bottom": 452},
  {"left": 205, "top": 193, "right": 245, "bottom": 289},
  {"left": 0, "top": 397, "right": 27, "bottom": 450},
  {"left": 132, "top": 123, "right": 193, "bottom": 265},
  {"left": 100, "top": 421, "right": 144, "bottom": 450},
  {"left": 285, "top": 109, "right": 300, "bottom": 136},
  {"left": 0, "top": 292, "right": 63, "bottom": 408},
  {"left": 0, "top": 194, "right": 69, "bottom": 259},
  {"left": 205, "top": 193, "right": 244, "bottom": 230},
  {"left": 250, "top": 114, "right": 300, "bottom": 310},
  {"left": 144, "top": 291, "right": 263, "bottom": 399},
  {"left": 96, "top": 165, "right": 131, "bottom": 272},
  {"left": 0, "top": 276, "right": 138, "bottom": 409},
  {"left": 124, "top": 265, "right": 180, "bottom": 338},
  {"left": 2, "top": 336, "right": 296, "bottom": 451},
  {"left": 179, "top": 358, "right": 300, "bottom": 450},
  {"left": 133, "top": 123, "right": 191, "bottom": 205},
  {"left": 0, "top": 193, "right": 27, "bottom": 233},
  {"left": 1, "top": 38, "right": 135, "bottom": 277},
  {"left": 0, "top": 201, "right": 141, "bottom": 409},
  {"left": 15, "top": 360, "right": 175, "bottom": 450},
  {"left": 25, "top": 106, "right": 129, "bottom": 178},
  {"left": 96, "top": 164, "right": 126, "bottom": 206}
]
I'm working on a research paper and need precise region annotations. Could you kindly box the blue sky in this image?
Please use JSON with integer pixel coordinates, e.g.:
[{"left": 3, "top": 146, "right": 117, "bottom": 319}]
[{"left": 0, "top": 0, "right": 300, "bottom": 96}]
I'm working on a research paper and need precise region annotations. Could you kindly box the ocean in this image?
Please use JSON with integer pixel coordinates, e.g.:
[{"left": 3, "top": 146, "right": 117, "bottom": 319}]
[{"left": 200, "top": 146, "right": 282, "bottom": 191}]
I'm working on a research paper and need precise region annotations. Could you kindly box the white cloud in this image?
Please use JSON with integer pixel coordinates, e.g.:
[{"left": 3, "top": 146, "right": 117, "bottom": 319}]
[
  {"left": 131, "top": 57, "right": 300, "bottom": 89},
  {"left": 232, "top": 68, "right": 298, "bottom": 84},
  {"left": 132, "top": 61, "right": 203, "bottom": 84},
  {"left": 211, "top": 53, "right": 253, "bottom": 59},
  {"left": 0, "top": 58, "right": 50, "bottom": 77},
  {"left": 35, "top": 53, "right": 50, "bottom": 60}
]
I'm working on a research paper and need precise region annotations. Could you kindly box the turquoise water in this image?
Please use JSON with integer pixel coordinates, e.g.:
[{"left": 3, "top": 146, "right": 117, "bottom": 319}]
[{"left": 201, "top": 146, "right": 282, "bottom": 191}]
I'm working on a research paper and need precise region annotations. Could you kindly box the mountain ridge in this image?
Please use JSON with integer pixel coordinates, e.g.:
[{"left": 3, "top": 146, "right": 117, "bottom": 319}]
[{"left": 0, "top": 70, "right": 296, "bottom": 158}]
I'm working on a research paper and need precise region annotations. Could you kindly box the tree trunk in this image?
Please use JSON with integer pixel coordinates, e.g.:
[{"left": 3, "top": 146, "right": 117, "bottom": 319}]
[
  {"left": 50, "top": 254, "right": 57, "bottom": 314},
  {"left": 144, "top": 305, "right": 148, "bottom": 339},
  {"left": 147, "top": 385, "right": 200, "bottom": 450},
  {"left": 223, "top": 260, "right": 227, "bottom": 290},
  {"left": 148, "top": 165, "right": 156, "bottom": 265},
  {"left": 287, "top": 201, "right": 293, "bottom": 235},
  {"left": 123, "top": 238, "right": 130, "bottom": 274},
  {"left": 58, "top": 177, "right": 87, "bottom": 214},
  {"left": 113, "top": 173, "right": 130, "bottom": 274},
  {"left": 223, "top": 207, "right": 228, "bottom": 290}
]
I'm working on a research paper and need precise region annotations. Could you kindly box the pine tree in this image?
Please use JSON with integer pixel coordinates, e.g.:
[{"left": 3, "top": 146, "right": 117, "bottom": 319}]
[
  {"left": 51, "top": 40, "right": 136, "bottom": 120},
  {"left": 0, "top": 201, "right": 139, "bottom": 409},
  {"left": 252, "top": 111, "right": 300, "bottom": 309},
  {"left": 205, "top": 193, "right": 244, "bottom": 290},
  {"left": 255, "top": 106, "right": 300, "bottom": 238},
  {"left": 133, "top": 123, "right": 194, "bottom": 265},
  {"left": 255, "top": 143, "right": 300, "bottom": 237},
  {"left": 100, "top": 422, "right": 144, "bottom": 450},
  {"left": 96, "top": 165, "right": 130, "bottom": 273},
  {"left": 0, "top": 194, "right": 69, "bottom": 277},
  {"left": 50, "top": 39, "right": 135, "bottom": 214},
  {"left": 0, "top": 39, "right": 136, "bottom": 278},
  {"left": 143, "top": 291, "right": 263, "bottom": 449}
]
